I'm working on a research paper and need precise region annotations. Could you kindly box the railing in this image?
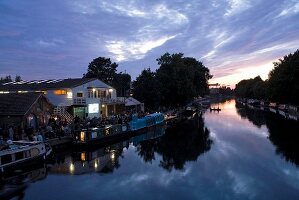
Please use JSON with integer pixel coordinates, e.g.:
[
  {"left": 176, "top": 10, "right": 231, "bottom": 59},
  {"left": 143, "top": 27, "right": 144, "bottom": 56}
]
[
  {"left": 53, "top": 106, "right": 74, "bottom": 124},
  {"left": 99, "top": 97, "right": 125, "bottom": 104},
  {"left": 72, "top": 97, "right": 126, "bottom": 105},
  {"left": 73, "top": 98, "right": 86, "bottom": 105}
]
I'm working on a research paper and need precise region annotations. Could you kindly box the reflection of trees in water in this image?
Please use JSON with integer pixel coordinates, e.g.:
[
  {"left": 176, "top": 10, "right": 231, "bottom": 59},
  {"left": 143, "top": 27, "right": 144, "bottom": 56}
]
[
  {"left": 235, "top": 102, "right": 266, "bottom": 128},
  {"left": 235, "top": 103, "right": 299, "bottom": 166},
  {"left": 137, "top": 114, "right": 213, "bottom": 171},
  {"left": 265, "top": 114, "right": 299, "bottom": 166}
]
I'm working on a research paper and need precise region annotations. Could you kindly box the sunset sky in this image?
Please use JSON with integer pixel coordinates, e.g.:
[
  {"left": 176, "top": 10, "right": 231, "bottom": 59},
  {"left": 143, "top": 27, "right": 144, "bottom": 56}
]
[{"left": 0, "top": 0, "right": 299, "bottom": 87}]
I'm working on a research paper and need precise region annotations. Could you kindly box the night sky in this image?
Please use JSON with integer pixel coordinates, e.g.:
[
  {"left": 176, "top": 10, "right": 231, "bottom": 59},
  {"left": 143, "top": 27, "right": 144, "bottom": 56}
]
[{"left": 1, "top": 0, "right": 299, "bottom": 87}]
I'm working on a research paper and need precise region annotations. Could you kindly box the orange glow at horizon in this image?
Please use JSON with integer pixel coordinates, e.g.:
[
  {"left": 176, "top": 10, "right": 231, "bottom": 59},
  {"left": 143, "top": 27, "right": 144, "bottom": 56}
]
[{"left": 209, "top": 62, "right": 274, "bottom": 88}]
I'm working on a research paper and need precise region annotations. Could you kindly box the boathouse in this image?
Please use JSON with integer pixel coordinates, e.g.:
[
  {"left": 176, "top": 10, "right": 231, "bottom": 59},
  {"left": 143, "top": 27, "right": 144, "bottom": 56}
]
[
  {"left": 0, "top": 78, "right": 125, "bottom": 121},
  {"left": 0, "top": 92, "right": 53, "bottom": 129}
]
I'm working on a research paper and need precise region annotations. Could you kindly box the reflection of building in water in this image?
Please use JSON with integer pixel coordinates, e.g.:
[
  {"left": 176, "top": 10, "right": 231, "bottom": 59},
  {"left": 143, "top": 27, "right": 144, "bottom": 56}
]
[
  {"left": 49, "top": 125, "right": 166, "bottom": 175},
  {"left": 0, "top": 166, "right": 47, "bottom": 199},
  {"left": 49, "top": 141, "right": 129, "bottom": 175}
]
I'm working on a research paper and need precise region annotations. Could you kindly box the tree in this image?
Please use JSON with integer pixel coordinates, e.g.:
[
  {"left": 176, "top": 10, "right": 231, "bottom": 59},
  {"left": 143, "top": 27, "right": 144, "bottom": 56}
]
[
  {"left": 83, "top": 57, "right": 118, "bottom": 85},
  {"left": 0, "top": 75, "right": 12, "bottom": 84},
  {"left": 113, "top": 72, "right": 131, "bottom": 97},
  {"left": 156, "top": 53, "right": 212, "bottom": 107},
  {"left": 132, "top": 68, "right": 160, "bottom": 110},
  {"left": 235, "top": 76, "right": 266, "bottom": 100},
  {"left": 15, "top": 75, "right": 22, "bottom": 82},
  {"left": 267, "top": 49, "right": 299, "bottom": 104}
]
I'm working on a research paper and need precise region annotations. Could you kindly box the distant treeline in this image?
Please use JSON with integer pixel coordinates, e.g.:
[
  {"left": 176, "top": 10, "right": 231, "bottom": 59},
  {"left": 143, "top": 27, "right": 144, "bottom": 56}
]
[
  {"left": 0, "top": 75, "right": 22, "bottom": 84},
  {"left": 235, "top": 49, "right": 299, "bottom": 105}
]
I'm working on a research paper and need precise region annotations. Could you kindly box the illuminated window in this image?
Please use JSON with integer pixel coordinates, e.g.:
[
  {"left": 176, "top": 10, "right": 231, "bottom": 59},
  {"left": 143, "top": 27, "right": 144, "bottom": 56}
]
[
  {"left": 88, "top": 103, "right": 99, "bottom": 113},
  {"left": 54, "top": 90, "right": 67, "bottom": 95}
]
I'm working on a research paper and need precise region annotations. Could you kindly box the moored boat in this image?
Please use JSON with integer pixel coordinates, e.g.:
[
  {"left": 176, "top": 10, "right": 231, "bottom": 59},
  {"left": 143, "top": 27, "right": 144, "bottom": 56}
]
[
  {"left": 0, "top": 141, "right": 52, "bottom": 173},
  {"left": 128, "top": 113, "right": 164, "bottom": 131},
  {"left": 74, "top": 113, "right": 165, "bottom": 146}
]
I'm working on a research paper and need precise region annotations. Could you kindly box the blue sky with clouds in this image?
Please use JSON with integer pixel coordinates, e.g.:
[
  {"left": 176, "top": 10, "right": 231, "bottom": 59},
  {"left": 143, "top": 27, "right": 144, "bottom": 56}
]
[{"left": 0, "top": 0, "right": 299, "bottom": 86}]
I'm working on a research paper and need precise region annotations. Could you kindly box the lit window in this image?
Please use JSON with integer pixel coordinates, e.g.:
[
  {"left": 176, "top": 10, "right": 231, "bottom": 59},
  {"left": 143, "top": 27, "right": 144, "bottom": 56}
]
[{"left": 54, "top": 90, "right": 67, "bottom": 95}]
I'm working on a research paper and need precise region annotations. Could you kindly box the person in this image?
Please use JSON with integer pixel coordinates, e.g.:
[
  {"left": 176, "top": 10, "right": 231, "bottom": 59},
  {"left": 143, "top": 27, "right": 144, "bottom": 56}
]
[
  {"left": 8, "top": 126, "right": 14, "bottom": 140},
  {"left": 37, "top": 132, "right": 43, "bottom": 141},
  {"left": 0, "top": 136, "right": 5, "bottom": 145},
  {"left": 32, "top": 133, "right": 37, "bottom": 141}
]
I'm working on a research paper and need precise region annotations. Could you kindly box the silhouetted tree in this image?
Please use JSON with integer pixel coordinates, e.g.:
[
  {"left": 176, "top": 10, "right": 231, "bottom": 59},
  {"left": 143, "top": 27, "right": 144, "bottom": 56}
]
[
  {"left": 113, "top": 72, "right": 131, "bottom": 97},
  {"left": 83, "top": 57, "right": 118, "bottom": 85},
  {"left": 235, "top": 76, "right": 266, "bottom": 100},
  {"left": 132, "top": 68, "right": 160, "bottom": 110},
  {"left": 156, "top": 53, "right": 212, "bottom": 107},
  {"left": 267, "top": 49, "right": 299, "bottom": 104},
  {"left": 0, "top": 75, "right": 12, "bottom": 84},
  {"left": 15, "top": 75, "right": 22, "bottom": 82}
]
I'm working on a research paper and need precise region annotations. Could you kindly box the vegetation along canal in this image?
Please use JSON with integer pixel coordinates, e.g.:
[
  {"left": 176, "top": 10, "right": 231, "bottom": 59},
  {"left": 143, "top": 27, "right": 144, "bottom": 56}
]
[{"left": 1, "top": 100, "right": 299, "bottom": 200}]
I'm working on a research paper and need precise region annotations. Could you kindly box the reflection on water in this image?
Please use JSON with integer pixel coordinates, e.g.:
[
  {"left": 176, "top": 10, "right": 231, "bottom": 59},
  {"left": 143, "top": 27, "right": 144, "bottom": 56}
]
[
  {"left": 0, "top": 165, "right": 47, "bottom": 200},
  {"left": 48, "top": 125, "right": 167, "bottom": 175},
  {"left": 235, "top": 102, "right": 299, "bottom": 166},
  {"left": 137, "top": 114, "right": 212, "bottom": 171},
  {"left": 1, "top": 100, "right": 299, "bottom": 200}
]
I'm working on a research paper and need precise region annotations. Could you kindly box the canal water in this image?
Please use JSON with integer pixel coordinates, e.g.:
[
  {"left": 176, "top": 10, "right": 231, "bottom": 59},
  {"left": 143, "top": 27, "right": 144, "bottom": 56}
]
[{"left": 1, "top": 100, "right": 299, "bottom": 200}]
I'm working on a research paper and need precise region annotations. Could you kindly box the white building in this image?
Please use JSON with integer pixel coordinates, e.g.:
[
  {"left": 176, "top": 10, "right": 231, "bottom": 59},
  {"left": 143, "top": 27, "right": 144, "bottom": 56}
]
[{"left": 0, "top": 78, "right": 125, "bottom": 120}]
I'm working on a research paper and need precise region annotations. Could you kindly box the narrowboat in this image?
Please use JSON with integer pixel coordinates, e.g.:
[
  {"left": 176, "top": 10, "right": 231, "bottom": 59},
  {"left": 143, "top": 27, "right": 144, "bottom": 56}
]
[
  {"left": 128, "top": 113, "right": 165, "bottom": 131},
  {"left": 74, "top": 113, "right": 165, "bottom": 146},
  {"left": 0, "top": 141, "right": 52, "bottom": 173},
  {"left": 74, "top": 124, "right": 129, "bottom": 146}
]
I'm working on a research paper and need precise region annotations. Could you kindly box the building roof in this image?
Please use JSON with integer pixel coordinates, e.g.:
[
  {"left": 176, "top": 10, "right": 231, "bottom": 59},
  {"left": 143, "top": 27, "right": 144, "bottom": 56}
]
[
  {"left": 0, "top": 78, "right": 99, "bottom": 91},
  {"left": 125, "top": 97, "right": 143, "bottom": 106},
  {"left": 0, "top": 92, "right": 43, "bottom": 116}
]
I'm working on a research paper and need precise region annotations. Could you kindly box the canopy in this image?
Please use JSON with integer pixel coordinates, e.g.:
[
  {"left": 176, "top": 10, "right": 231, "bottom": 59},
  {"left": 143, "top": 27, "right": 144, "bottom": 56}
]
[{"left": 125, "top": 97, "right": 142, "bottom": 106}]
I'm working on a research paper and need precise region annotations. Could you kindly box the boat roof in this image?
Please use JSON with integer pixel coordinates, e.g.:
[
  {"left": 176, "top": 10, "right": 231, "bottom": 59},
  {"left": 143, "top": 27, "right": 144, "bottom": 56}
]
[{"left": 145, "top": 113, "right": 164, "bottom": 117}]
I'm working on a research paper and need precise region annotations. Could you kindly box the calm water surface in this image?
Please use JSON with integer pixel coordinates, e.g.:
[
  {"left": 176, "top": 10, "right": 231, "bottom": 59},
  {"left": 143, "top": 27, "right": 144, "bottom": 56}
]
[{"left": 2, "top": 100, "right": 299, "bottom": 200}]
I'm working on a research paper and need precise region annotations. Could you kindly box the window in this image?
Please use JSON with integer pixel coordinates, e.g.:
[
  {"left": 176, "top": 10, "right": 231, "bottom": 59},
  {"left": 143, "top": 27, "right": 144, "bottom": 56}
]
[
  {"left": 77, "top": 92, "right": 83, "bottom": 98},
  {"left": 98, "top": 90, "right": 106, "bottom": 98},
  {"left": 54, "top": 90, "right": 67, "bottom": 95}
]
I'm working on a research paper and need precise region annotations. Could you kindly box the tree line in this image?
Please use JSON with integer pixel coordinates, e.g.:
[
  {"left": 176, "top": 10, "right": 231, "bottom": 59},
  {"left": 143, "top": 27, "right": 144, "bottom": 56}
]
[
  {"left": 0, "top": 75, "right": 22, "bottom": 84},
  {"left": 235, "top": 49, "right": 299, "bottom": 105},
  {"left": 84, "top": 53, "right": 212, "bottom": 110}
]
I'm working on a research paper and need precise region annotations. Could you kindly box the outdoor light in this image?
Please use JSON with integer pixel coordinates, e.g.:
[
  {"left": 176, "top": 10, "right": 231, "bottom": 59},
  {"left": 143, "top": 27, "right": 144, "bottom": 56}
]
[
  {"left": 67, "top": 91, "right": 72, "bottom": 98},
  {"left": 92, "top": 88, "right": 96, "bottom": 92},
  {"left": 70, "top": 163, "right": 74, "bottom": 173},
  {"left": 108, "top": 88, "right": 113, "bottom": 93},
  {"left": 80, "top": 131, "right": 85, "bottom": 142},
  {"left": 102, "top": 104, "right": 105, "bottom": 108},
  {"left": 111, "top": 152, "right": 115, "bottom": 160}
]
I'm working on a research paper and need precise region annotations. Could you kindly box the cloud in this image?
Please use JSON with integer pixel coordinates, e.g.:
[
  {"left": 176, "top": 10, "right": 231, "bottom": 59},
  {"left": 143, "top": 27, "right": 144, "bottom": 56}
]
[
  {"left": 278, "top": 2, "right": 299, "bottom": 17},
  {"left": 99, "top": 1, "right": 189, "bottom": 25},
  {"left": 106, "top": 35, "right": 177, "bottom": 61},
  {"left": 225, "top": 0, "right": 252, "bottom": 17}
]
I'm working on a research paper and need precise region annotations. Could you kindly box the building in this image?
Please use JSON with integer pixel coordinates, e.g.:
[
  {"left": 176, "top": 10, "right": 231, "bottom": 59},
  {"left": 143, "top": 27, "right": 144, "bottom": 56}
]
[
  {"left": 0, "top": 78, "right": 125, "bottom": 120},
  {"left": 0, "top": 92, "right": 53, "bottom": 129}
]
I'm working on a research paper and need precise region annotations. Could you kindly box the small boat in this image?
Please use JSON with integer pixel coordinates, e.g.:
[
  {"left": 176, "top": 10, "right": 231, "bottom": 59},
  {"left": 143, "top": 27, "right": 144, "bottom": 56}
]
[{"left": 0, "top": 141, "right": 52, "bottom": 173}]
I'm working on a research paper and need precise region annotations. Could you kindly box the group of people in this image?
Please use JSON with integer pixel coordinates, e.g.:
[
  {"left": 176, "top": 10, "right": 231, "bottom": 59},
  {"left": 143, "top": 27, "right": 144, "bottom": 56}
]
[{"left": 0, "top": 116, "right": 72, "bottom": 145}]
